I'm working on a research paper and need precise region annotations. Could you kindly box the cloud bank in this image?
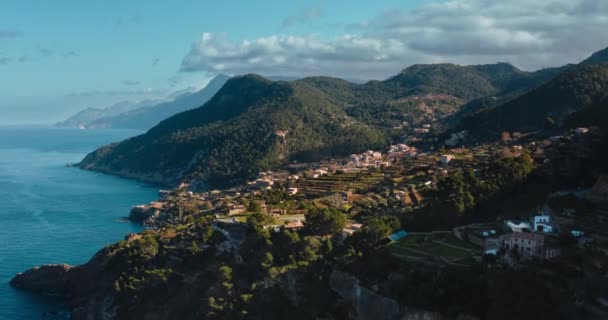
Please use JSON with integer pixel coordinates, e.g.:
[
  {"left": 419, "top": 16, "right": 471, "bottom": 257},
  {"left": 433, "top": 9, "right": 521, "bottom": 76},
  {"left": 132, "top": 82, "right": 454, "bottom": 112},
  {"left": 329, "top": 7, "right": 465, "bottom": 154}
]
[{"left": 180, "top": 0, "right": 608, "bottom": 79}]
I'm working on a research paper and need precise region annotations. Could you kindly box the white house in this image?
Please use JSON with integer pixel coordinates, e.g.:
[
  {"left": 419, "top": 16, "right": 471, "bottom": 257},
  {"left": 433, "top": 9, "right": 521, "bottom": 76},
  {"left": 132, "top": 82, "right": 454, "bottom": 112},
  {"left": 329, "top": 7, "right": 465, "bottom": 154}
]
[{"left": 532, "top": 214, "right": 554, "bottom": 233}]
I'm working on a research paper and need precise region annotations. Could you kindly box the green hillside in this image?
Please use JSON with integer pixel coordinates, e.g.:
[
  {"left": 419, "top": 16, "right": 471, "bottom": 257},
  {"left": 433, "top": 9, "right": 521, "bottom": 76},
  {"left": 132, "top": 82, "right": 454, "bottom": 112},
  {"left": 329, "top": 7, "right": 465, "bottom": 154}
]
[
  {"left": 80, "top": 75, "right": 387, "bottom": 187},
  {"left": 79, "top": 48, "right": 608, "bottom": 188},
  {"left": 459, "top": 64, "right": 608, "bottom": 135}
]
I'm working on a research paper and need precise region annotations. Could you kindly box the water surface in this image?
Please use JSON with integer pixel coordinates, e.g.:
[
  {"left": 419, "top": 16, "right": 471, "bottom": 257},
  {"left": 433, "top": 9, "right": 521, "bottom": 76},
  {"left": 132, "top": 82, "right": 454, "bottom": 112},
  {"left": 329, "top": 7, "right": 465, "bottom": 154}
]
[{"left": 0, "top": 126, "right": 158, "bottom": 319}]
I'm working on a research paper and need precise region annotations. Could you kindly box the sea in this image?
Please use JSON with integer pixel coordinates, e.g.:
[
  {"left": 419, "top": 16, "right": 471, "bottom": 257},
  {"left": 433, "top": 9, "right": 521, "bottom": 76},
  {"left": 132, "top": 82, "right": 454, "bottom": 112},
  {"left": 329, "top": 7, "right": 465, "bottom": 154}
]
[{"left": 0, "top": 126, "right": 159, "bottom": 319}]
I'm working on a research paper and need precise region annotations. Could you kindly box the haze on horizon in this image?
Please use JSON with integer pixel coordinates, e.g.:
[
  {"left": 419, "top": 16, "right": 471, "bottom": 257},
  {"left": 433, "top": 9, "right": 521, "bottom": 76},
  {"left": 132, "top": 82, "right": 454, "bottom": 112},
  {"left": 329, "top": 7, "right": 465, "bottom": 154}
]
[{"left": 1, "top": 0, "right": 607, "bottom": 125}]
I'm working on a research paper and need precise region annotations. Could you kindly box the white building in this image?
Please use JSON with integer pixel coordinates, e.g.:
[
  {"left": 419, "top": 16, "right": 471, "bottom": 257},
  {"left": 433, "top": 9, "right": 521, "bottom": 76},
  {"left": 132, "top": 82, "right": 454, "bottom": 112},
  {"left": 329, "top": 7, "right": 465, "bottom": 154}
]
[{"left": 532, "top": 214, "right": 554, "bottom": 233}]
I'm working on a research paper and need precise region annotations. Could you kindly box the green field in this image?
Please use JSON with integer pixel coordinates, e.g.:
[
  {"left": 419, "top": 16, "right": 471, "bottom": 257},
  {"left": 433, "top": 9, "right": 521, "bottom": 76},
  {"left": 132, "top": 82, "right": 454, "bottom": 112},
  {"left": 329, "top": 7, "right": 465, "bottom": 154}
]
[
  {"left": 440, "top": 235, "right": 482, "bottom": 251},
  {"left": 390, "top": 234, "right": 479, "bottom": 263}
]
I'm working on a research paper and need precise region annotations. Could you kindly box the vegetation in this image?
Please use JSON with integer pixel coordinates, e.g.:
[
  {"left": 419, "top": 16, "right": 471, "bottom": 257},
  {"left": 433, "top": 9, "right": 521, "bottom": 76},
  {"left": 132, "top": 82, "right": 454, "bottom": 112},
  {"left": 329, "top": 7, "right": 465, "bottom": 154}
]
[
  {"left": 79, "top": 58, "right": 593, "bottom": 188},
  {"left": 460, "top": 64, "right": 608, "bottom": 136},
  {"left": 50, "top": 46, "right": 608, "bottom": 320},
  {"left": 81, "top": 75, "right": 388, "bottom": 187},
  {"left": 383, "top": 62, "right": 557, "bottom": 100},
  {"left": 304, "top": 207, "right": 346, "bottom": 236}
]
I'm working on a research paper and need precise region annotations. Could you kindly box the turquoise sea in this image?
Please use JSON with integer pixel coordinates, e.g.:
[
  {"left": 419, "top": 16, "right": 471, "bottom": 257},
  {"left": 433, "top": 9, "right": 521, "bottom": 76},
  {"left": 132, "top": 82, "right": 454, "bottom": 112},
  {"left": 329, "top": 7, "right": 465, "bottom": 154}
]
[{"left": 0, "top": 126, "right": 159, "bottom": 319}]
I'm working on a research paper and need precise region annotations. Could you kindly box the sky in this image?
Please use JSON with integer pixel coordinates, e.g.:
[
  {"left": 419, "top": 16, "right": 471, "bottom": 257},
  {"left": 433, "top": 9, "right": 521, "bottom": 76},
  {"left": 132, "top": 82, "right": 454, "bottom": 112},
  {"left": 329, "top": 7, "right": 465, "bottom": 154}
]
[{"left": 1, "top": 0, "right": 607, "bottom": 124}]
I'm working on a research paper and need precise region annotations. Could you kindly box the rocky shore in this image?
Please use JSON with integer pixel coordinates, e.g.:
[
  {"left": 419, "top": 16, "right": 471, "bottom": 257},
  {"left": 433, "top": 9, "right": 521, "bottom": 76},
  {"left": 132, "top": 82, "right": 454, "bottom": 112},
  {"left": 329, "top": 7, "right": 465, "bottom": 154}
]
[
  {"left": 10, "top": 264, "right": 74, "bottom": 296},
  {"left": 9, "top": 243, "right": 129, "bottom": 319},
  {"left": 79, "top": 161, "right": 175, "bottom": 186}
]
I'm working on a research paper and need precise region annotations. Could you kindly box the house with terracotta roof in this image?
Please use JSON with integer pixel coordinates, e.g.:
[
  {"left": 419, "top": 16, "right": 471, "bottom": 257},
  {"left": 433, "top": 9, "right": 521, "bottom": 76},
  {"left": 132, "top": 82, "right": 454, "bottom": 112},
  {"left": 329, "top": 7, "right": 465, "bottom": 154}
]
[{"left": 284, "top": 220, "right": 304, "bottom": 231}]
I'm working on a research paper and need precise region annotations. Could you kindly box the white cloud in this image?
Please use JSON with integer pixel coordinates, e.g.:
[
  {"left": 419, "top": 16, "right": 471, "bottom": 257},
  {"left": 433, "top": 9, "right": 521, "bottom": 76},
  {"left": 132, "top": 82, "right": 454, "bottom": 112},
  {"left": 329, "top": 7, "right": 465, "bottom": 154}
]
[
  {"left": 180, "top": 0, "right": 608, "bottom": 79},
  {"left": 181, "top": 32, "right": 424, "bottom": 79}
]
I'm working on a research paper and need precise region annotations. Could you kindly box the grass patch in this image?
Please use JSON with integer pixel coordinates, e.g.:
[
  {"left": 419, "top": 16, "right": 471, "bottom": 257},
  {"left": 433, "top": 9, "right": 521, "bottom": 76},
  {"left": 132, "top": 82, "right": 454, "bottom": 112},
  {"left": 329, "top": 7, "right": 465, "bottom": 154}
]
[
  {"left": 440, "top": 235, "right": 482, "bottom": 251},
  {"left": 390, "top": 234, "right": 475, "bottom": 259}
]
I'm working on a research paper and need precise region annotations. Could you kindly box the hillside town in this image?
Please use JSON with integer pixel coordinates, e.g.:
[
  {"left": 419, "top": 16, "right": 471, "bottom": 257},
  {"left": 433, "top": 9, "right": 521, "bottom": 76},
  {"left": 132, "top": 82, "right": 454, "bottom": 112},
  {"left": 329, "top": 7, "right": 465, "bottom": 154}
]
[{"left": 116, "top": 125, "right": 608, "bottom": 316}]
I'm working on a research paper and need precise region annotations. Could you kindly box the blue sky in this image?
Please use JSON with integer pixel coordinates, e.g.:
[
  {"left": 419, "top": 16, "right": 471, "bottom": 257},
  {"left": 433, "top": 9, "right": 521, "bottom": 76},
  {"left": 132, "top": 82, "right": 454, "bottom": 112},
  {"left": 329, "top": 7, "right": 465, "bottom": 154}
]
[{"left": 1, "top": 0, "right": 607, "bottom": 124}]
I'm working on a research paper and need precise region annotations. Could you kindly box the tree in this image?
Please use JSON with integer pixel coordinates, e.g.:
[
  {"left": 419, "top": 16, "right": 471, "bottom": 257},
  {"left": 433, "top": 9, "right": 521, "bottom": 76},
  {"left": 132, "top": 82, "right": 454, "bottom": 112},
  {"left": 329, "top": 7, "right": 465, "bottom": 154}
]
[
  {"left": 261, "top": 252, "right": 274, "bottom": 270},
  {"left": 348, "top": 216, "right": 397, "bottom": 255},
  {"left": 304, "top": 208, "right": 346, "bottom": 235},
  {"left": 247, "top": 212, "right": 276, "bottom": 231},
  {"left": 299, "top": 236, "right": 323, "bottom": 262},
  {"left": 248, "top": 200, "right": 262, "bottom": 213}
]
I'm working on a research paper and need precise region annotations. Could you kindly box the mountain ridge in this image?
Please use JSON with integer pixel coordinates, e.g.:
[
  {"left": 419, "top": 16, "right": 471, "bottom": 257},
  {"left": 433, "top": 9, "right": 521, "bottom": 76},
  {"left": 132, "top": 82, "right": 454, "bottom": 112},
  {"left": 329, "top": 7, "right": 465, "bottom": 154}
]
[
  {"left": 458, "top": 63, "right": 608, "bottom": 136},
  {"left": 86, "top": 74, "right": 231, "bottom": 130},
  {"left": 79, "top": 46, "right": 608, "bottom": 188},
  {"left": 79, "top": 74, "right": 387, "bottom": 187}
]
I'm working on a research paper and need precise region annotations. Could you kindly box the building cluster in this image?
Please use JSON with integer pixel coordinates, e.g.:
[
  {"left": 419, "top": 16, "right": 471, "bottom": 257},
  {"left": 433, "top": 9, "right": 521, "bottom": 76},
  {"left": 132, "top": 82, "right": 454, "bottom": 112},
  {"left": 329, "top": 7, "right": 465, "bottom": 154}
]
[
  {"left": 349, "top": 150, "right": 386, "bottom": 168},
  {"left": 453, "top": 210, "right": 565, "bottom": 261},
  {"left": 387, "top": 144, "right": 418, "bottom": 161},
  {"left": 413, "top": 124, "right": 432, "bottom": 135}
]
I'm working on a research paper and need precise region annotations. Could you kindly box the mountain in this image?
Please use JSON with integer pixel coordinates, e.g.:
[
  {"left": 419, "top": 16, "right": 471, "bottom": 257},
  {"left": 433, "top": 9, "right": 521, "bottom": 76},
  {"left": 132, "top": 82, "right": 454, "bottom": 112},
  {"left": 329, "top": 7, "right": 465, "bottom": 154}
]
[
  {"left": 78, "top": 47, "right": 608, "bottom": 188},
  {"left": 79, "top": 75, "right": 387, "bottom": 187},
  {"left": 381, "top": 62, "right": 564, "bottom": 101},
  {"left": 580, "top": 47, "right": 608, "bottom": 65},
  {"left": 458, "top": 63, "right": 608, "bottom": 136},
  {"left": 86, "top": 74, "right": 231, "bottom": 130},
  {"left": 56, "top": 100, "right": 154, "bottom": 128}
]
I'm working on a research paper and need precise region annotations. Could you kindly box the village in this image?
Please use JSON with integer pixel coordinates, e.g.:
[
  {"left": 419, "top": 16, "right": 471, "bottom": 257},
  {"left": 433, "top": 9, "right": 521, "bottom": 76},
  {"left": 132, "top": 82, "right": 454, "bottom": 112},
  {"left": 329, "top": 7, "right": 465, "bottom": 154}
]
[{"left": 129, "top": 125, "right": 608, "bottom": 316}]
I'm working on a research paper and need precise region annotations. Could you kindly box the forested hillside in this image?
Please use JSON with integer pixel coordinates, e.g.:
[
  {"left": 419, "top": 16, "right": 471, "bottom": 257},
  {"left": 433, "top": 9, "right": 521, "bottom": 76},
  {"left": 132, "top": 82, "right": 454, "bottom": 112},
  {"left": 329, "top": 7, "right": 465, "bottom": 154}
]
[
  {"left": 80, "top": 75, "right": 387, "bottom": 187},
  {"left": 459, "top": 64, "right": 608, "bottom": 135},
  {"left": 79, "top": 47, "right": 608, "bottom": 188}
]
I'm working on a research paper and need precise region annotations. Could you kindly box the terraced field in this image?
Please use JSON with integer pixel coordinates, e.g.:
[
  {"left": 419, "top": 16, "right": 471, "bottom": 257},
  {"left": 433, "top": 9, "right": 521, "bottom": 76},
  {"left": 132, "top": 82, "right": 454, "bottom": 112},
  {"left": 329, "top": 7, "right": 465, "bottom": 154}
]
[{"left": 298, "top": 172, "right": 387, "bottom": 196}]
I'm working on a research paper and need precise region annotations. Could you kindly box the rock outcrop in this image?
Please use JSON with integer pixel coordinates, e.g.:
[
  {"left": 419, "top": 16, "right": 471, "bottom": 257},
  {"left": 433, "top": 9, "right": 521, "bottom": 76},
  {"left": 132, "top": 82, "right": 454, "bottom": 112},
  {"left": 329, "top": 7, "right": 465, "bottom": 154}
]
[
  {"left": 10, "top": 264, "right": 74, "bottom": 296},
  {"left": 10, "top": 247, "right": 120, "bottom": 319},
  {"left": 129, "top": 201, "right": 166, "bottom": 224}
]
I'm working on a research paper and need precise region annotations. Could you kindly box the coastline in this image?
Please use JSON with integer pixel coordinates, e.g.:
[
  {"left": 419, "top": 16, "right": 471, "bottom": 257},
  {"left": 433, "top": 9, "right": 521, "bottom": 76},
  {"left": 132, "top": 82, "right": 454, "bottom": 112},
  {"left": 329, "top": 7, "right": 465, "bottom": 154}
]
[{"left": 0, "top": 126, "right": 159, "bottom": 319}]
